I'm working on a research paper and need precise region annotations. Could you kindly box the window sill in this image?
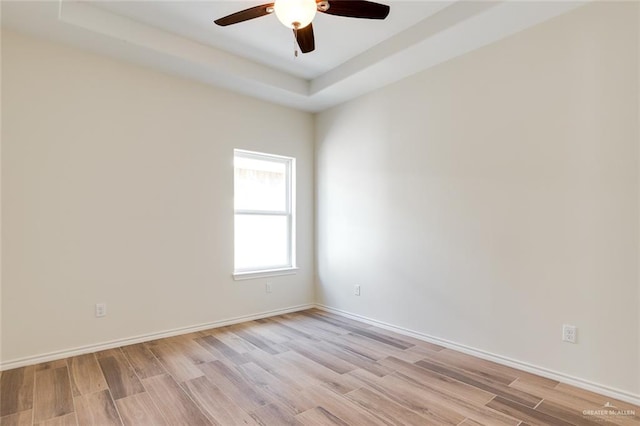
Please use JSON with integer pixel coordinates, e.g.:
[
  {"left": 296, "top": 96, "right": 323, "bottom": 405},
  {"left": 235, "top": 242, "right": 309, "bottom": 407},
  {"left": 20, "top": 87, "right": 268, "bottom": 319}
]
[{"left": 233, "top": 267, "right": 299, "bottom": 281}]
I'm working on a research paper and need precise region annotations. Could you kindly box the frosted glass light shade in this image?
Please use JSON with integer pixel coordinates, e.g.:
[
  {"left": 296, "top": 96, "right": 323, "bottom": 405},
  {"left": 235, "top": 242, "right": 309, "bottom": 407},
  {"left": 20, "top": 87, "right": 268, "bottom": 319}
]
[{"left": 274, "top": 0, "right": 317, "bottom": 29}]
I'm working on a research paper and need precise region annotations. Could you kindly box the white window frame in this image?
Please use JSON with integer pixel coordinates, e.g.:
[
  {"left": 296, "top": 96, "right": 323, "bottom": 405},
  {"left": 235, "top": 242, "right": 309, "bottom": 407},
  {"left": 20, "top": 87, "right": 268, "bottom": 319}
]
[{"left": 233, "top": 149, "right": 297, "bottom": 280}]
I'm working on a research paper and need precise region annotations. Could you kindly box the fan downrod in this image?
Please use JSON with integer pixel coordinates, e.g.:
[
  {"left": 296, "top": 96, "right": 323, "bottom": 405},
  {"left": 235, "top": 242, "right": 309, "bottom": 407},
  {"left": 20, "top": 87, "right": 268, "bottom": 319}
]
[{"left": 317, "top": 1, "right": 330, "bottom": 12}]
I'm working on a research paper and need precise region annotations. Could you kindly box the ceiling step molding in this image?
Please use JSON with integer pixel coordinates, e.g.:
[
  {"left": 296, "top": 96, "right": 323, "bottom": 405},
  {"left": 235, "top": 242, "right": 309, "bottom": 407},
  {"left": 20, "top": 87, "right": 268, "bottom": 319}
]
[{"left": 3, "top": 0, "right": 588, "bottom": 112}]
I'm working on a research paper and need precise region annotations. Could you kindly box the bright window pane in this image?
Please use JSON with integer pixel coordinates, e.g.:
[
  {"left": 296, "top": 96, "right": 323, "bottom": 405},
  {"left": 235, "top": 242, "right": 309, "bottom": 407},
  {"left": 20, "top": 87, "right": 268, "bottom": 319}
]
[
  {"left": 235, "top": 214, "right": 289, "bottom": 270},
  {"left": 235, "top": 156, "right": 287, "bottom": 211}
]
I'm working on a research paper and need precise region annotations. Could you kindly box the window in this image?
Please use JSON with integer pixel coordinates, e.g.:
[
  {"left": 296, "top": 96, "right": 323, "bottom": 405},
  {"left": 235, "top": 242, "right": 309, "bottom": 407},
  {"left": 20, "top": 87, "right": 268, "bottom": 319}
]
[{"left": 233, "top": 150, "right": 296, "bottom": 279}]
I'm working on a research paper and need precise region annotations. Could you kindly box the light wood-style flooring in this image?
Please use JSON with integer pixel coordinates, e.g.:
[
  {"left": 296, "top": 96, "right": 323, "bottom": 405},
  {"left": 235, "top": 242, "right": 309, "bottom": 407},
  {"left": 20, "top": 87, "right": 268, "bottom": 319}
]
[{"left": 1, "top": 309, "right": 638, "bottom": 425}]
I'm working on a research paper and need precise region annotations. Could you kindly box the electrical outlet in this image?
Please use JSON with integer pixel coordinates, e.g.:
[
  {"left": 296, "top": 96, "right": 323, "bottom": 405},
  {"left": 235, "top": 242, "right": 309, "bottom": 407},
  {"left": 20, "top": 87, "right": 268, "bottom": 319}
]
[
  {"left": 95, "top": 303, "right": 107, "bottom": 318},
  {"left": 266, "top": 282, "right": 272, "bottom": 293},
  {"left": 354, "top": 285, "right": 361, "bottom": 296},
  {"left": 562, "top": 324, "right": 577, "bottom": 343}
]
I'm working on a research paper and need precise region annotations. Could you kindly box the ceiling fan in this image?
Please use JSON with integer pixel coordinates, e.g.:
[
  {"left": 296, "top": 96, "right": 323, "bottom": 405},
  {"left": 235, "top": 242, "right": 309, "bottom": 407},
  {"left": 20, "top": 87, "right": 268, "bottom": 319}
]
[{"left": 214, "top": 0, "right": 391, "bottom": 55}]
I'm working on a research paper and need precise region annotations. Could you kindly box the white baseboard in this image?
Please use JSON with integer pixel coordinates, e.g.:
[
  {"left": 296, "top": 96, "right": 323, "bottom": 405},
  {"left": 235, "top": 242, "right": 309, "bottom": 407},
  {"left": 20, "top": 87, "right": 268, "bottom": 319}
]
[
  {"left": 315, "top": 303, "right": 640, "bottom": 406},
  {"left": 0, "top": 303, "right": 314, "bottom": 371},
  {"left": 3, "top": 301, "right": 639, "bottom": 407}
]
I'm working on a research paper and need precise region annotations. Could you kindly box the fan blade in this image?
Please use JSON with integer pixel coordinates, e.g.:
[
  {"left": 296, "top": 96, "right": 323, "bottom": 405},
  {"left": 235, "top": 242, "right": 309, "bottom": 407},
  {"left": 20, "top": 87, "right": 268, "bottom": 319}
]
[
  {"left": 295, "top": 24, "right": 315, "bottom": 53},
  {"left": 322, "top": 1, "right": 390, "bottom": 19},
  {"left": 214, "top": 3, "right": 274, "bottom": 26}
]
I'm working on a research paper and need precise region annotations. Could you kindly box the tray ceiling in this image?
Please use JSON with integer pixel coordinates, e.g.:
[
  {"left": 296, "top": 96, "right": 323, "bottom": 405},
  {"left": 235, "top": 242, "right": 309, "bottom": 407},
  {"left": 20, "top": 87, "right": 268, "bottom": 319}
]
[{"left": 1, "top": 1, "right": 586, "bottom": 111}]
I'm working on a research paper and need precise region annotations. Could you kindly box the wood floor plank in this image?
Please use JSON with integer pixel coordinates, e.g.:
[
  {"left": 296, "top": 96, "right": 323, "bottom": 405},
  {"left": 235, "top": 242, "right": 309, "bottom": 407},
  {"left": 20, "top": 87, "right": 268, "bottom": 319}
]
[
  {"left": 347, "top": 368, "right": 467, "bottom": 425},
  {"left": 345, "top": 386, "right": 440, "bottom": 426},
  {"left": 35, "top": 362, "right": 67, "bottom": 372},
  {"left": 296, "top": 407, "right": 350, "bottom": 426},
  {"left": 278, "top": 314, "right": 350, "bottom": 338},
  {"left": 141, "top": 374, "right": 211, "bottom": 425},
  {"left": 457, "top": 419, "right": 486, "bottom": 426},
  {"left": 406, "top": 344, "right": 447, "bottom": 359},
  {"left": 308, "top": 338, "right": 393, "bottom": 377},
  {"left": 33, "top": 367, "right": 74, "bottom": 423},
  {"left": 389, "top": 371, "right": 520, "bottom": 426},
  {"left": 34, "top": 413, "right": 77, "bottom": 426},
  {"left": 144, "top": 332, "right": 207, "bottom": 350},
  {"left": 74, "top": 390, "right": 121, "bottom": 426},
  {"left": 120, "top": 344, "right": 166, "bottom": 379},
  {"left": 236, "top": 362, "right": 316, "bottom": 415},
  {"left": 535, "top": 400, "right": 616, "bottom": 426},
  {"left": 94, "top": 349, "right": 123, "bottom": 359},
  {"left": 305, "top": 313, "right": 414, "bottom": 350},
  {"left": 242, "top": 321, "right": 292, "bottom": 345},
  {"left": 303, "top": 310, "right": 374, "bottom": 330},
  {"left": 349, "top": 326, "right": 417, "bottom": 350},
  {"left": 67, "top": 354, "right": 108, "bottom": 396},
  {"left": 115, "top": 392, "right": 168, "bottom": 426},
  {"left": 510, "top": 380, "right": 608, "bottom": 417},
  {"left": 170, "top": 339, "right": 217, "bottom": 365},
  {"left": 337, "top": 333, "right": 425, "bottom": 363},
  {"left": 161, "top": 331, "right": 209, "bottom": 346},
  {"left": 276, "top": 350, "right": 362, "bottom": 394},
  {"left": 284, "top": 339, "right": 357, "bottom": 375},
  {"left": 194, "top": 335, "right": 248, "bottom": 365},
  {"left": 372, "top": 328, "right": 445, "bottom": 352},
  {"left": 511, "top": 379, "right": 639, "bottom": 425},
  {"left": 325, "top": 335, "right": 389, "bottom": 361},
  {"left": 231, "top": 326, "right": 287, "bottom": 355},
  {"left": 486, "top": 396, "right": 573, "bottom": 426},
  {"left": 378, "top": 356, "right": 495, "bottom": 406},
  {"left": 97, "top": 353, "right": 145, "bottom": 400},
  {"left": 356, "top": 366, "right": 522, "bottom": 426},
  {"left": 0, "top": 410, "right": 33, "bottom": 426},
  {"left": 244, "top": 350, "right": 324, "bottom": 392},
  {"left": 433, "top": 349, "right": 558, "bottom": 389},
  {"left": 554, "top": 383, "right": 640, "bottom": 414},
  {"left": 254, "top": 318, "right": 312, "bottom": 343},
  {"left": 257, "top": 318, "right": 318, "bottom": 341},
  {"left": 250, "top": 403, "right": 299, "bottom": 426},
  {"left": 198, "top": 360, "right": 271, "bottom": 413},
  {"left": 414, "top": 359, "right": 541, "bottom": 408},
  {"left": 182, "top": 376, "right": 258, "bottom": 426},
  {"left": 243, "top": 348, "right": 299, "bottom": 376},
  {"left": 0, "top": 367, "right": 35, "bottom": 417},
  {"left": 300, "top": 384, "right": 388, "bottom": 426},
  {"left": 417, "top": 348, "right": 516, "bottom": 385},
  {"left": 211, "top": 329, "right": 260, "bottom": 354},
  {"left": 148, "top": 342, "right": 207, "bottom": 383}
]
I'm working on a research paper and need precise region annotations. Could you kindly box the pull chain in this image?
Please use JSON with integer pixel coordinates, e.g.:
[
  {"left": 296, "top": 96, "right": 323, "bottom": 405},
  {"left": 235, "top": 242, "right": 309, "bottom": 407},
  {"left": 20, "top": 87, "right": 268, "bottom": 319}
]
[{"left": 293, "top": 26, "right": 298, "bottom": 58}]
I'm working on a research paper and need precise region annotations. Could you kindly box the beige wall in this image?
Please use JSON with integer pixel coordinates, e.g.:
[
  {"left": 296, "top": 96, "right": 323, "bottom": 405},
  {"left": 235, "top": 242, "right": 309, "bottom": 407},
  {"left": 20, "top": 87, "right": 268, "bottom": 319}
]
[
  {"left": 1, "top": 31, "right": 315, "bottom": 363},
  {"left": 316, "top": 2, "right": 639, "bottom": 394}
]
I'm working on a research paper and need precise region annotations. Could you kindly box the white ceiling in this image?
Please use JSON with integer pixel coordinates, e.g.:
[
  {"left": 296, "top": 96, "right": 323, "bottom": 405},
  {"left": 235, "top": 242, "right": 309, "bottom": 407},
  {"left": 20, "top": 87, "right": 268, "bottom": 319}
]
[
  {"left": 92, "top": 1, "right": 452, "bottom": 80},
  {"left": 1, "top": 0, "right": 586, "bottom": 112}
]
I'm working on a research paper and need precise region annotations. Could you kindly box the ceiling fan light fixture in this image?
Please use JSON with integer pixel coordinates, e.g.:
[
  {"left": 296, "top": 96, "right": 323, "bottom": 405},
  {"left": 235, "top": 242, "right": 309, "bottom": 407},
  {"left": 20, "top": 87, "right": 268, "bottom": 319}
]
[{"left": 274, "top": 0, "right": 317, "bottom": 29}]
